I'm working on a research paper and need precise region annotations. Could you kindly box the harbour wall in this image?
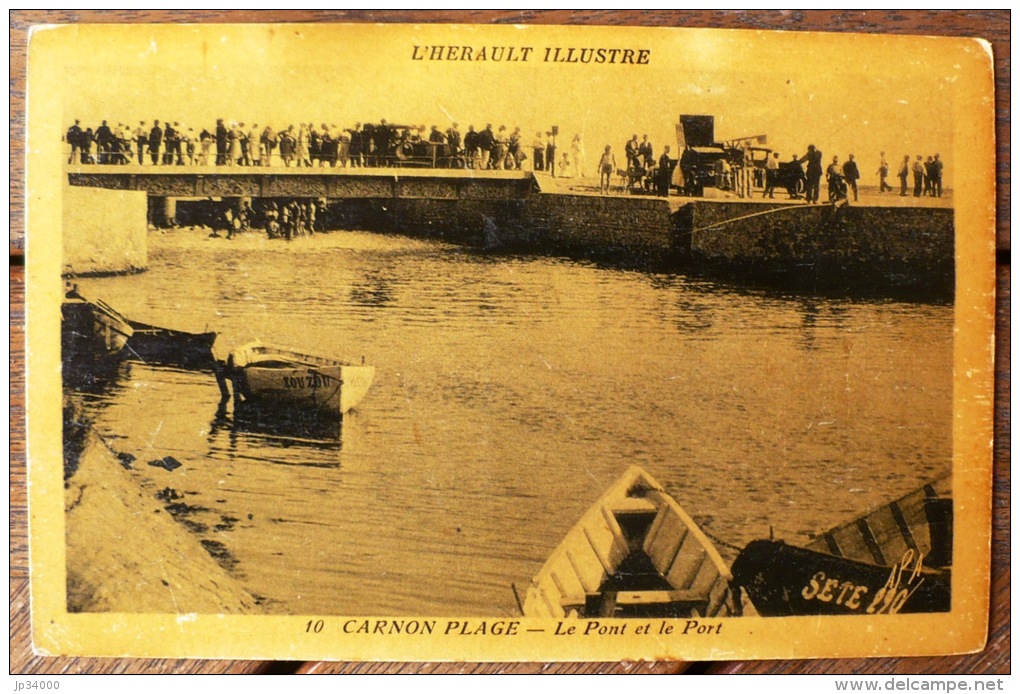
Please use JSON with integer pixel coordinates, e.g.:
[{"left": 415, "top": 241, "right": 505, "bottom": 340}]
[
  {"left": 62, "top": 186, "right": 148, "bottom": 276},
  {"left": 675, "top": 200, "right": 955, "bottom": 292},
  {"left": 332, "top": 193, "right": 677, "bottom": 264},
  {"left": 331, "top": 194, "right": 953, "bottom": 293}
]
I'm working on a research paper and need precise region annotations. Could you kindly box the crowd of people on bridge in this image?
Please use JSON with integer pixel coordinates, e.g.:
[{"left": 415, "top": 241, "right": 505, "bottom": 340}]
[
  {"left": 64, "top": 118, "right": 946, "bottom": 203},
  {"left": 63, "top": 118, "right": 584, "bottom": 173}
]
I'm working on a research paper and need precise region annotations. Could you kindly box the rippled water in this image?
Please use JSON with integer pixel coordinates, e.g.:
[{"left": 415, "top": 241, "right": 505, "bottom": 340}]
[{"left": 69, "top": 228, "right": 953, "bottom": 616}]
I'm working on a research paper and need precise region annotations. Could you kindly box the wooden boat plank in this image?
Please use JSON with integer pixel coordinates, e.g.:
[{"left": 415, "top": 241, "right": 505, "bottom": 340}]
[
  {"left": 643, "top": 509, "right": 688, "bottom": 577},
  {"left": 614, "top": 589, "right": 710, "bottom": 606},
  {"left": 582, "top": 525, "right": 617, "bottom": 576},
  {"left": 706, "top": 580, "right": 735, "bottom": 617},
  {"left": 811, "top": 523, "right": 871, "bottom": 562},
  {"left": 535, "top": 589, "right": 559, "bottom": 619},
  {"left": 865, "top": 506, "right": 912, "bottom": 564},
  {"left": 665, "top": 539, "right": 709, "bottom": 592},
  {"left": 640, "top": 506, "right": 670, "bottom": 556},
  {"left": 684, "top": 551, "right": 724, "bottom": 599},
  {"left": 611, "top": 497, "right": 659, "bottom": 515},
  {"left": 565, "top": 543, "right": 607, "bottom": 596},
  {"left": 597, "top": 505, "right": 631, "bottom": 568},
  {"left": 548, "top": 557, "right": 586, "bottom": 605}
]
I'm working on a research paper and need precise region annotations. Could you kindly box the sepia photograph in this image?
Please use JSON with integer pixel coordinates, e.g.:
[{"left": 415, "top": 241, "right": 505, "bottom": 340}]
[{"left": 20, "top": 17, "right": 997, "bottom": 665}]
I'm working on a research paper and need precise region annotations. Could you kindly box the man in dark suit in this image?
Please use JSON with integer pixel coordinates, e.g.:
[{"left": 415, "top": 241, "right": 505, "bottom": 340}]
[
  {"left": 657, "top": 146, "right": 675, "bottom": 197},
  {"left": 95, "top": 120, "right": 112, "bottom": 165},
  {"left": 800, "top": 144, "right": 823, "bottom": 203},
  {"left": 842, "top": 154, "right": 860, "bottom": 201},
  {"left": 148, "top": 120, "right": 163, "bottom": 166},
  {"left": 215, "top": 119, "right": 227, "bottom": 166},
  {"left": 66, "top": 120, "right": 83, "bottom": 164}
]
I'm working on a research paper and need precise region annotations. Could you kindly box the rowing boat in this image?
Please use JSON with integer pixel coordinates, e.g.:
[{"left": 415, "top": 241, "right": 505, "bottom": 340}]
[
  {"left": 225, "top": 342, "right": 375, "bottom": 418},
  {"left": 731, "top": 473, "right": 952, "bottom": 616},
  {"left": 123, "top": 319, "right": 217, "bottom": 369},
  {"left": 61, "top": 286, "right": 134, "bottom": 361},
  {"left": 522, "top": 465, "right": 742, "bottom": 619}
]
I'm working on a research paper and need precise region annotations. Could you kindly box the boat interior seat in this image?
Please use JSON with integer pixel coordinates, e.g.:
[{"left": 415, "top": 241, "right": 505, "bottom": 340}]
[{"left": 611, "top": 497, "right": 660, "bottom": 551}]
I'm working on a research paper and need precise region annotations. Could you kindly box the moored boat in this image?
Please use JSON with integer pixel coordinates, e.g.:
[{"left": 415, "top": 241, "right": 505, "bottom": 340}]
[
  {"left": 225, "top": 342, "right": 375, "bottom": 418},
  {"left": 61, "top": 286, "right": 134, "bottom": 361},
  {"left": 522, "top": 465, "right": 742, "bottom": 619},
  {"left": 123, "top": 319, "right": 217, "bottom": 369},
  {"left": 731, "top": 473, "right": 952, "bottom": 616}
]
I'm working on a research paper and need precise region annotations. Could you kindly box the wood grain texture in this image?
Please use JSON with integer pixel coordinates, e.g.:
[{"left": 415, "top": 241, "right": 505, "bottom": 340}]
[{"left": 10, "top": 9, "right": 1009, "bottom": 675}]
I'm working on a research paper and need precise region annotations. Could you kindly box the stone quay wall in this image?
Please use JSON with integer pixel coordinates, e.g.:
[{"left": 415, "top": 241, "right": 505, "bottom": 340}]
[{"left": 674, "top": 200, "right": 954, "bottom": 291}]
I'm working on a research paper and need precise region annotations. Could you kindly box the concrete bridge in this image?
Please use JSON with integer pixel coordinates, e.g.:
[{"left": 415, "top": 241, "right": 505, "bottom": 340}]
[
  {"left": 65, "top": 164, "right": 954, "bottom": 297},
  {"left": 66, "top": 165, "right": 537, "bottom": 200}
]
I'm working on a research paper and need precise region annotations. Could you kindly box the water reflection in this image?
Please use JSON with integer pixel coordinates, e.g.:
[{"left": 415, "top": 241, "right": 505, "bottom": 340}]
[{"left": 64, "top": 227, "right": 953, "bottom": 616}]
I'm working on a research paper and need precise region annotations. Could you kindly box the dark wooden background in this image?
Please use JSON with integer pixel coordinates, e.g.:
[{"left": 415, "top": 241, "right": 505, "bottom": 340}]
[{"left": 9, "top": 10, "right": 1009, "bottom": 675}]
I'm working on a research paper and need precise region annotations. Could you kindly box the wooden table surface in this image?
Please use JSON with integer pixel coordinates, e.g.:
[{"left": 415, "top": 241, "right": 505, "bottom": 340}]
[{"left": 9, "top": 10, "right": 1009, "bottom": 675}]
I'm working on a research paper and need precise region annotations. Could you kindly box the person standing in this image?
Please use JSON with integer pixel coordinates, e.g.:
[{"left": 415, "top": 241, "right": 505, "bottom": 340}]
[
  {"left": 262, "top": 125, "right": 277, "bottom": 167},
  {"left": 462, "top": 126, "right": 477, "bottom": 169},
  {"left": 493, "top": 125, "right": 509, "bottom": 169},
  {"left": 763, "top": 151, "right": 780, "bottom": 198},
  {"left": 571, "top": 133, "right": 586, "bottom": 178},
  {"left": 898, "top": 155, "right": 910, "bottom": 196},
  {"left": 66, "top": 120, "right": 83, "bottom": 164},
  {"left": 639, "top": 134, "right": 653, "bottom": 167},
  {"left": 842, "top": 154, "right": 860, "bottom": 201},
  {"left": 532, "top": 132, "right": 545, "bottom": 172},
  {"left": 657, "top": 146, "right": 674, "bottom": 197},
  {"left": 349, "top": 123, "right": 363, "bottom": 167},
  {"left": 199, "top": 128, "right": 213, "bottom": 166},
  {"left": 932, "top": 153, "right": 944, "bottom": 197},
  {"left": 912, "top": 155, "right": 925, "bottom": 197},
  {"left": 135, "top": 121, "right": 148, "bottom": 166},
  {"left": 477, "top": 124, "right": 495, "bottom": 170},
  {"left": 598, "top": 145, "right": 615, "bottom": 194},
  {"left": 148, "top": 120, "right": 163, "bottom": 166},
  {"left": 545, "top": 131, "right": 556, "bottom": 175},
  {"left": 215, "top": 119, "right": 227, "bottom": 166},
  {"left": 801, "top": 144, "right": 823, "bottom": 203},
  {"left": 877, "top": 152, "right": 893, "bottom": 192},
  {"left": 826, "top": 156, "right": 844, "bottom": 201},
  {"left": 248, "top": 124, "right": 263, "bottom": 167},
  {"left": 625, "top": 134, "right": 639, "bottom": 170},
  {"left": 446, "top": 123, "right": 462, "bottom": 168},
  {"left": 279, "top": 126, "right": 296, "bottom": 167},
  {"left": 162, "top": 121, "right": 176, "bottom": 165}
]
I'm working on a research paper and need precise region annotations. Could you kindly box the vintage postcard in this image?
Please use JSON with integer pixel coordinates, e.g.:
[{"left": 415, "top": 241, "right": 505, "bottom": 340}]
[{"left": 25, "top": 22, "right": 995, "bottom": 662}]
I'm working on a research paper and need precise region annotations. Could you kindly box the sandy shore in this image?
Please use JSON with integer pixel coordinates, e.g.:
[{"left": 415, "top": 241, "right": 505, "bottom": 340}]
[{"left": 64, "top": 403, "right": 260, "bottom": 614}]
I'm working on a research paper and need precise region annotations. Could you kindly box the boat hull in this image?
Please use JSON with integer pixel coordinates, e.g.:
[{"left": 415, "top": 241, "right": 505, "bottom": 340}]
[
  {"left": 124, "top": 320, "right": 217, "bottom": 369},
  {"left": 61, "top": 298, "right": 134, "bottom": 361},
  {"left": 731, "top": 539, "right": 951, "bottom": 616},
  {"left": 228, "top": 343, "right": 375, "bottom": 418}
]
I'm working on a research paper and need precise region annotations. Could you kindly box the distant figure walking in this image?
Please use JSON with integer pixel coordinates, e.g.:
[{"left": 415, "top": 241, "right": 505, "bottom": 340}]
[{"left": 598, "top": 145, "right": 616, "bottom": 194}]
